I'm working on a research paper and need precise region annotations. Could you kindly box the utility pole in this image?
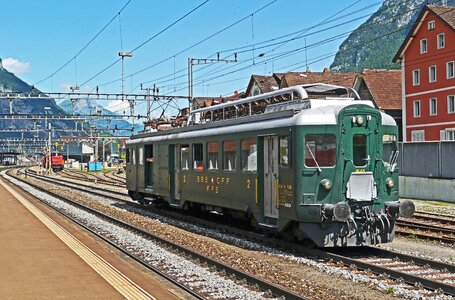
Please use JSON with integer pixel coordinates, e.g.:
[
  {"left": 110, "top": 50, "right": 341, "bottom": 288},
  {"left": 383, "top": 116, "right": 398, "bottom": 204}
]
[
  {"left": 187, "top": 54, "right": 237, "bottom": 113},
  {"left": 119, "top": 52, "right": 133, "bottom": 99},
  {"left": 119, "top": 51, "right": 133, "bottom": 134}
]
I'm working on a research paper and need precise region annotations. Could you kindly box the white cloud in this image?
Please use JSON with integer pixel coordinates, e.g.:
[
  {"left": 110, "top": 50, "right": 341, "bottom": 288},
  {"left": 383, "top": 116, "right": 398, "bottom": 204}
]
[
  {"left": 3, "top": 57, "right": 31, "bottom": 74},
  {"left": 105, "top": 100, "right": 131, "bottom": 114}
]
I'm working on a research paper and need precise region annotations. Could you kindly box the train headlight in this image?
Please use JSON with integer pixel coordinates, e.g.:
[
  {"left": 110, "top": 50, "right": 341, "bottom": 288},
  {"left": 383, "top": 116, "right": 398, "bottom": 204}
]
[
  {"left": 320, "top": 179, "right": 333, "bottom": 190},
  {"left": 356, "top": 116, "right": 364, "bottom": 125},
  {"left": 386, "top": 177, "right": 394, "bottom": 188}
]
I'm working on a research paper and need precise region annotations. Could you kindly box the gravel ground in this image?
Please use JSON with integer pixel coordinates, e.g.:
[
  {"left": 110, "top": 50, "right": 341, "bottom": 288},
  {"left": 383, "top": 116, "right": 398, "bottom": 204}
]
[
  {"left": 7, "top": 170, "right": 453, "bottom": 299},
  {"left": 409, "top": 199, "right": 455, "bottom": 215}
]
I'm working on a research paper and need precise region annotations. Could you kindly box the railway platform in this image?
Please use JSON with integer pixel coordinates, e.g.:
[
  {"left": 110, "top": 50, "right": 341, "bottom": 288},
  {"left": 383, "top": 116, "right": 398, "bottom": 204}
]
[{"left": 0, "top": 176, "right": 181, "bottom": 300}]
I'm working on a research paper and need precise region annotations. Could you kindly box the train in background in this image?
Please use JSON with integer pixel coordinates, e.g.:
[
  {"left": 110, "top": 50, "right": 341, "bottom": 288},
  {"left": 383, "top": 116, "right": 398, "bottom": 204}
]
[
  {"left": 125, "top": 84, "right": 415, "bottom": 247},
  {"left": 42, "top": 152, "right": 65, "bottom": 171}
]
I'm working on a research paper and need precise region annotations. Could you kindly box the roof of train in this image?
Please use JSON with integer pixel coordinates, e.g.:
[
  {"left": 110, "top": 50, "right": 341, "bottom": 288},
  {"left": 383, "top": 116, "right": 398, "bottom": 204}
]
[{"left": 127, "top": 99, "right": 396, "bottom": 145}]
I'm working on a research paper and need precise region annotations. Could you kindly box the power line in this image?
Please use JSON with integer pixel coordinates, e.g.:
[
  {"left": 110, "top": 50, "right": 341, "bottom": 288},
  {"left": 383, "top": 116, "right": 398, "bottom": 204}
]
[
  {"left": 79, "top": 0, "right": 211, "bottom": 88},
  {"left": 34, "top": 0, "right": 134, "bottom": 86},
  {"left": 95, "top": 0, "right": 280, "bottom": 90}
]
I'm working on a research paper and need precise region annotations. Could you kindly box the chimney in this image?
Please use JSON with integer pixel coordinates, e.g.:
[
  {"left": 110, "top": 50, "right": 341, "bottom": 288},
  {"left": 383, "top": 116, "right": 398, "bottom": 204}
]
[{"left": 323, "top": 67, "right": 330, "bottom": 73}]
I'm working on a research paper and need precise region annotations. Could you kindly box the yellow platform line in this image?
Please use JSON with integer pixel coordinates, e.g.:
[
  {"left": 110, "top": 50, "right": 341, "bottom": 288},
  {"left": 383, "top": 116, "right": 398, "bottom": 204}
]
[{"left": 1, "top": 180, "right": 156, "bottom": 300}]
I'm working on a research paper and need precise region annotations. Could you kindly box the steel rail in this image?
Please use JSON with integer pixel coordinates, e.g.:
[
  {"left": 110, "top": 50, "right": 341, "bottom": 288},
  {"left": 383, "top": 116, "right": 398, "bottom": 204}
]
[
  {"left": 17, "top": 169, "right": 455, "bottom": 296},
  {"left": 10, "top": 170, "right": 305, "bottom": 300}
]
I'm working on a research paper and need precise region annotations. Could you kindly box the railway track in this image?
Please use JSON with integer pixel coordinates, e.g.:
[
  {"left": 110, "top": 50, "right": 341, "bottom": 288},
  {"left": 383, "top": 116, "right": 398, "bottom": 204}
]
[
  {"left": 59, "top": 169, "right": 126, "bottom": 187},
  {"left": 10, "top": 169, "right": 304, "bottom": 299},
  {"left": 396, "top": 211, "right": 455, "bottom": 244},
  {"left": 103, "top": 170, "right": 126, "bottom": 185},
  {"left": 13, "top": 169, "right": 455, "bottom": 297}
]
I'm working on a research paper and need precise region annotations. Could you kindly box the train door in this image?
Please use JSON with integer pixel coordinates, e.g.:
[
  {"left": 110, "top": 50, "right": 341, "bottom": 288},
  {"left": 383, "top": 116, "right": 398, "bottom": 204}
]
[
  {"left": 169, "top": 145, "right": 180, "bottom": 205},
  {"left": 340, "top": 108, "right": 380, "bottom": 201},
  {"left": 263, "top": 136, "right": 279, "bottom": 219},
  {"left": 144, "top": 144, "right": 153, "bottom": 189}
]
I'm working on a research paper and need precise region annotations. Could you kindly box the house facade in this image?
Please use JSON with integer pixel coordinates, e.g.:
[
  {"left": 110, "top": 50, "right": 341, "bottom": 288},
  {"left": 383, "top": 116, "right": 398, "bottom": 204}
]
[{"left": 394, "top": 5, "right": 455, "bottom": 142}]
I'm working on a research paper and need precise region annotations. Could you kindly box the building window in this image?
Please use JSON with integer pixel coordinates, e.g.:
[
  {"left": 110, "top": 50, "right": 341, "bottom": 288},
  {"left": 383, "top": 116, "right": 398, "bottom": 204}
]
[
  {"left": 420, "top": 38, "right": 428, "bottom": 53},
  {"left": 207, "top": 141, "right": 219, "bottom": 170},
  {"left": 241, "top": 138, "right": 257, "bottom": 172},
  {"left": 448, "top": 95, "right": 455, "bottom": 114},
  {"left": 411, "top": 130, "right": 425, "bottom": 142},
  {"left": 413, "top": 69, "right": 420, "bottom": 85},
  {"left": 437, "top": 33, "right": 445, "bottom": 49},
  {"left": 413, "top": 100, "right": 421, "bottom": 117},
  {"left": 445, "top": 129, "right": 455, "bottom": 141},
  {"left": 429, "top": 65, "right": 437, "bottom": 82},
  {"left": 447, "top": 61, "right": 454, "bottom": 79},
  {"left": 430, "top": 98, "right": 437, "bottom": 116},
  {"left": 428, "top": 20, "right": 435, "bottom": 30}
]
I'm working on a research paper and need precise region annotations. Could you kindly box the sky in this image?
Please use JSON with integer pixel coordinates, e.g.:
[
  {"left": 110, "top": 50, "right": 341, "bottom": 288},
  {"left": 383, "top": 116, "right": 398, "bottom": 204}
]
[{"left": 0, "top": 0, "right": 382, "bottom": 116}]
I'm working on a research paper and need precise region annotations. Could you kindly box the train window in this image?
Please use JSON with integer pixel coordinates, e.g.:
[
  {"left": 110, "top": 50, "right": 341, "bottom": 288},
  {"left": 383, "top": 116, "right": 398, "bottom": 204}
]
[
  {"left": 207, "top": 141, "right": 219, "bottom": 170},
  {"left": 382, "top": 134, "right": 397, "bottom": 164},
  {"left": 132, "top": 148, "right": 136, "bottom": 165},
  {"left": 139, "top": 147, "right": 144, "bottom": 165},
  {"left": 223, "top": 140, "right": 237, "bottom": 171},
  {"left": 241, "top": 138, "right": 257, "bottom": 172},
  {"left": 126, "top": 149, "right": 130, "bottom": 164},
  {"left": 180, "top": 144, "right": 190, "bottom": 170},
  {"left": 353, "top": 134, "right": 367, "bottom": 166},
  {"left": 280, "top": 136, "right": 289, "bottom": 167},
  {"left": 193, "top": 143, "right": 204, "bottom": 171},
  {"left": 304, "top": 135, "right": 336, "bottom": 167}
]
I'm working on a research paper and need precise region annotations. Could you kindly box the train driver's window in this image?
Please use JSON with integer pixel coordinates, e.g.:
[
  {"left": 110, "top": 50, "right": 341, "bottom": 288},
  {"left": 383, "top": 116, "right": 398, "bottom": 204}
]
[
  {"left": 304, "top": 135, "right": 336, "bottom": 167},
  {"left": 241, "top": 138, "right": 257, "bottom": 172},
  {"left": 193, "top": 143, "right": 204, "bottom": 171},
  {"left": 382, "top": 134, "right": 397, "bottom": 166},
  {"left": 126, "top": 149, "right": 130, "bottom": 164},
  {"left": 280, "top": 136, "right": 289, "bottom": 167},
  {"left": 180, "top": 144, "right": 190, "bottom": 170},
  {"left": 223, "top": 140, "right": 237, "bottom": 171},
  {"left": 132, "top": 148, "right": 136, "bottom": 165},
  {"left": 139, "top": 147, "right": 144, "bottom": 165},
  {"left": 207, "top": 141, "right": 219, "bottom": 170}
]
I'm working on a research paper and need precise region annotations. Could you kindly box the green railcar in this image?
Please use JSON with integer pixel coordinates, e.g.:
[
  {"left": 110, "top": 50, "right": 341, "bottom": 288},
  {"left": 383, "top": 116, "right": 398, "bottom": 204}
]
[{"left": 126, "top": 84, "right": 414, "bottom": 247}]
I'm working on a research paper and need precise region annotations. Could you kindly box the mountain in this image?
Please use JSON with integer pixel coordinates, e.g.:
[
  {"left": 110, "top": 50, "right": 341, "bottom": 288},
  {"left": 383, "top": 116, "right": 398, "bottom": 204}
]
[
  {"left": 0, "top": 61, "right": 74, "bottom": 139},
  {"left": 58, "top": 99, "right": 142, "bottom": 135},
  {"left": 330, "top": 0, "right": 452, "bottom": 72}
]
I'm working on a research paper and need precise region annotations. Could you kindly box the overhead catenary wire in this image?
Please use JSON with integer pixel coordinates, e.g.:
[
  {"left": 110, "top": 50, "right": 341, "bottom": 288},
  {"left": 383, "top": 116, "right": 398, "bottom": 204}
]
[
  {"left": 132, "top": 0, "right": 387, "bottom": 92},
  {"left": 79, "top": 0, "right": 211, "bottom": 88},
  {"left": 165, "top": 0, "right": 453, "bottom": 94},
  {"left": 96, "top": 0, "right": 280, "bottom": 90},
  {"left": 34, "top": 0, "right": 134, "bottom": 86}
]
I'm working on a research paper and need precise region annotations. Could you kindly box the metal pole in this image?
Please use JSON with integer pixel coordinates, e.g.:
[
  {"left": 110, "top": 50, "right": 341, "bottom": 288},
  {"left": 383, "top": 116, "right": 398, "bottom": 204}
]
[
  {"left": 188, "top": 58, "right": 193, "bottom": 113},
  {"left": 48, "top": 123, "right": 52, "bottom": 175}
]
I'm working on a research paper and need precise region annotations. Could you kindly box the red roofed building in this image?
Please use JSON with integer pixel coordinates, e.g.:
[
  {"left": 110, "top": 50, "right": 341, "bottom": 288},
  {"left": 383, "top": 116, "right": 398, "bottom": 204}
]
[
  {"left": 279, "top": 69, "right": 357, "bottom": 89},
  {"left": 394, "top": 5, "right": 455, "bottom": 142}
]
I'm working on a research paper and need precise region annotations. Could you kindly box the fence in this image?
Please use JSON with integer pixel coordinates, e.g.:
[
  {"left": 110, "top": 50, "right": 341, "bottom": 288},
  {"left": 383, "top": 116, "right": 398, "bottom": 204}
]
[{"left": 399, "top": 141, "right": 455, "bottom": 179}]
